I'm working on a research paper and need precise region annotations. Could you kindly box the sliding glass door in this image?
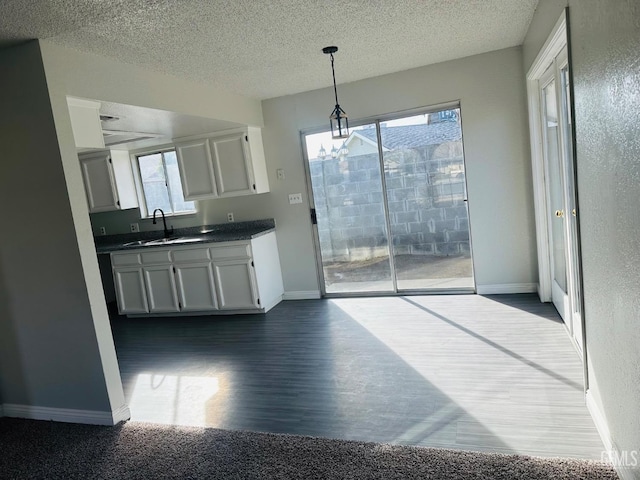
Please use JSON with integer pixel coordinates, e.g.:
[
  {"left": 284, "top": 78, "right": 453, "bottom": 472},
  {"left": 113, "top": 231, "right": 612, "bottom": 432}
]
[
  {"left": 304, "top": 106, "right": 474, "bottom": 295},
  {"left": 306, "top": 122, "right": 394, "bottom": 293}
]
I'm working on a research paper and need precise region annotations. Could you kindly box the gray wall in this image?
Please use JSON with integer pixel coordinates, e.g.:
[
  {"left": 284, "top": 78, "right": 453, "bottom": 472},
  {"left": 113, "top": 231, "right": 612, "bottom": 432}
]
[
  {"left": 93, "top": 47, "right": 537, "bottom": 294},
  {"left": 570, "top": 0, "right": 640, "bottom": 469},
  {"left": 522, "top": 0, "right": 567, "bottom": 73},
  {"left": 263, "top": 46, "right": 536, "bottom": 292},
  {"left": 524, "top": 0, "right": 640, "bottom": 470},
  {"left": 0, "top": 42, "right": 124, "bottom": 413}
]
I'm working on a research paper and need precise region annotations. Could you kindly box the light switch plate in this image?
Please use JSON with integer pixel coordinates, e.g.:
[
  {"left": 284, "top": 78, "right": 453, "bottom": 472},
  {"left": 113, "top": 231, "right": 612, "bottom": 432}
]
[
  {"left": 288, "top": 193, "right": 303, "bottom": 204},
  {"left": 277, "top": 168, "right": 285, "bottom": 180}
]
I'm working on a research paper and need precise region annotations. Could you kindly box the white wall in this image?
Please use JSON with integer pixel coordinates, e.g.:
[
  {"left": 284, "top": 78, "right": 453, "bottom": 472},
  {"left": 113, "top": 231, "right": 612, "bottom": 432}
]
[
  {"left": 39, "top": 41, "right": 264, "bottom": 127},
  {"left": 0, "top": 41, "right": 126, "bottom": 421}
]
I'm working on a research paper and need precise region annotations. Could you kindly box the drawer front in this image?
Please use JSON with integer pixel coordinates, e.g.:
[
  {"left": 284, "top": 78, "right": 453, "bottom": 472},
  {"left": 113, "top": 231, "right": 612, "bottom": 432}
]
[
  {"left": 210, "top": 243, "right": 251, "bottom": 260},
  {"left": 111, "top": 252, "right": 141, "bottom": 266},
  {"left": 141, "top": 250, "right": 172, "bottom": 265},
  {"left": 172, "top": 247, "right": 211, "bottom": 263}
]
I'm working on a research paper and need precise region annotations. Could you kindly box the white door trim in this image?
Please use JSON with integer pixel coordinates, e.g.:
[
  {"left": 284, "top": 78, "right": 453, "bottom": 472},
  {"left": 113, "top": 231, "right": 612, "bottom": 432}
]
[{"left": 526, "top": 10, "right": 568, "bottom": 303}]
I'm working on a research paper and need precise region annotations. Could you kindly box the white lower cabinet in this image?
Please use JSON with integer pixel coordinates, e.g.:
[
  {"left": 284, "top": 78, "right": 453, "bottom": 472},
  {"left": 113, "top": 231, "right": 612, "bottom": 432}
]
[
  {"left": 110, "top": 232, "right": 283, "bottom": 316},
  {"left": 144, "top": 265, "right": 180, "bottom": 313},
  {"left": 175, "top": 262, "right": 218, "bottom": 311},
  {"left": 113, "top": 267, "right": 148, "bottom": 314},
  {"left": 213, "top": 258, "right": 259, "bottom": 310}
]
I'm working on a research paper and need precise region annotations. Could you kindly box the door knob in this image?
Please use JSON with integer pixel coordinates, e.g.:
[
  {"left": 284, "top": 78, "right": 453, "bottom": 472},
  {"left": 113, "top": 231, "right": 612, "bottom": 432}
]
[
  {"left": 572, "top": 208, "right": 576, "bottom": 217},
  {"left": 555, "top": 210, "right": 564, "bottom": 218}
]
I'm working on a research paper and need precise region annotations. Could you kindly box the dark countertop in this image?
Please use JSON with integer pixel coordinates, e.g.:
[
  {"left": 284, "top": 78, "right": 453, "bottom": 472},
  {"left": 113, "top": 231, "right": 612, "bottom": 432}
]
[{"left": 95, "top": 219, "right": 276, "bottom": 254}]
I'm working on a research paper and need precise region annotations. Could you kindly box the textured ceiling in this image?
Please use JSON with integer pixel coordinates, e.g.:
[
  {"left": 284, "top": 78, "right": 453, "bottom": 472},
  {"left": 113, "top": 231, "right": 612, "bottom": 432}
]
[{"left": 0, "top": 0, "right": 539, "bottom": 100}]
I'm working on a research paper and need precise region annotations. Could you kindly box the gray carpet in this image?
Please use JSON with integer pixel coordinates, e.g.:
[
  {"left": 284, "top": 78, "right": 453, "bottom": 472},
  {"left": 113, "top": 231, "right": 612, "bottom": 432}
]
[{"left": 0, "top": 418, "right": 617, "bottom": 479}]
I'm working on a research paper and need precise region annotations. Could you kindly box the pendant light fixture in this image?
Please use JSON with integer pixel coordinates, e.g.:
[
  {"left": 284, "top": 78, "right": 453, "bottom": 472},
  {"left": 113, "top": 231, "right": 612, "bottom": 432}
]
[{"left": 322, "top": 46, "right": 349, "bottom": 139}]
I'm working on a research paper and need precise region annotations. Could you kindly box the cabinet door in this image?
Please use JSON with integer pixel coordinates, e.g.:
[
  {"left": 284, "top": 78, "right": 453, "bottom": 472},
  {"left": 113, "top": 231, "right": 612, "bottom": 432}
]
[
  {"left": 175, "top": 262, "right": 218, "bottom": 311},
  {"left": 113, "top": 267, "right": 148, "bottom": 314},
  {"left": 175, "top": 139, "right": 218, "bottom": 200},
  {"left": 81, "top": 154, "right": 119, "bottom": 212},
  {"left": 143, "top": 265, "right": 180, "bottom": 313},
  {"left": 213, "top": 259, "right": 259, "bottom": 309},
  {"left": 210, "top": 133, "right": 256, "bottom": 197}
]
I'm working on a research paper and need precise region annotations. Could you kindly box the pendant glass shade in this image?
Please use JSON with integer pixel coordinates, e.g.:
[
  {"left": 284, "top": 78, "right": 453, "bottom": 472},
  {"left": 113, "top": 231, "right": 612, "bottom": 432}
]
[
  {"left": 330, "top": 104, "right": 349, "bottom": 139},
  {"left": 323, "top": 45, "right": 350, "bottom": 140}
]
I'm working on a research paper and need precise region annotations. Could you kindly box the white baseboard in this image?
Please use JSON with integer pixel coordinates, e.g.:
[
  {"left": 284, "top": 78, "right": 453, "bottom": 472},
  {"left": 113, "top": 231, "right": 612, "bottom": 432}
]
[
  {"left": 2, "top": 403, "right": 130, "bottom": 426},
  {"left": 586, "top": 391, "right": 638, "bottom": 480},
  {"left": 111, "top": 404, "right": 132, "bottom": 424},
  {"left": 476, "top": 283, "right": 538, "bottom": 295},
  {"left": 283, "top": 290, "right": 321, "bottom": 300},
  {"left": 262, "top": 294, "right": 284, "bottom": 313}
]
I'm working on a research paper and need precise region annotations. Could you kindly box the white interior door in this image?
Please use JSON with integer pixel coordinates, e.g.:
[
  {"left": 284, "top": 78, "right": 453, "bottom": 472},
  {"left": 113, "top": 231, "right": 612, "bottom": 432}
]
[
  {"left": 537, "top": 48, "right": 583, "bottom": 352},
  {"left": 558, "top": 54, "right": 583, "bottom": 352},
  {"left": 540, "top": 66, "right": 569, "bottom": 320}
]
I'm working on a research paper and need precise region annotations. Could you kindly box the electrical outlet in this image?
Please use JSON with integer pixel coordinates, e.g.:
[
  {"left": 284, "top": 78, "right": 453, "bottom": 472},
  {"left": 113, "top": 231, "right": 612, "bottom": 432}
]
[
  {"left": 227, "top": 212, "right": 234, "bottom": 222},
  {"left": 99, "top": 226, "right": 106, "bottom": 235},
  {"left": 130, "top": 223, "right": 139, "bottom": 233},
  {"left": 277, "top": 168, "right": 285, "bottom": 180},
  {"left": 288, "top": 193, "right": 303, "bottom": 204}
]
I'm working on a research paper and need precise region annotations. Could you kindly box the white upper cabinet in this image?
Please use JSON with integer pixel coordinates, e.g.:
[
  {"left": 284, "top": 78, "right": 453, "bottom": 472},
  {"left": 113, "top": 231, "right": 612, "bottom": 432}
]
[
  {"left": 175, "top": 127, "right": 269, "bottom": 201},
  {"left": 175, "top": 139, "right": 217, "bottom": 200},
  {"left": 67, "top": 97, "right": 105, "bottom": 149},
  {"left": 80, "top": 150, "right": 138, "bottom": 213}
]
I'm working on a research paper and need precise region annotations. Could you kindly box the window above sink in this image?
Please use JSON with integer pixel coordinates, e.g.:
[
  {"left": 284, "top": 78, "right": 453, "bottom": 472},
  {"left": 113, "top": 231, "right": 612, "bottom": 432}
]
[{"left": 134, "top": 149, "right": 196, "bottom": 218}]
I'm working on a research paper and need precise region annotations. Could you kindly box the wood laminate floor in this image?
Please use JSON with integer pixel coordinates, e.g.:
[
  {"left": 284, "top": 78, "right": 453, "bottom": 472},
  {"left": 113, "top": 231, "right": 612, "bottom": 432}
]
[{"left": 110, "top": 294, "right": 606, "bottom": 460}]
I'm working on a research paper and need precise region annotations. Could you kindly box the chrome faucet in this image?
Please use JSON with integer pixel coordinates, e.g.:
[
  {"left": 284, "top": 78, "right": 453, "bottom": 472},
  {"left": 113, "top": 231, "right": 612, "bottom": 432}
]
[{"left": 152, "top": 208, "right": 174, "bottom": 238}]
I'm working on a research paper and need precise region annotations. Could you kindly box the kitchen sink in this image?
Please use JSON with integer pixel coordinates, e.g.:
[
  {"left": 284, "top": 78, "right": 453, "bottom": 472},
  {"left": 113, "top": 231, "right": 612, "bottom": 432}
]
[
  {"left": 120, "top": 236, "right": 207, "bottom": 248},
  {"left": 144, "top": 236, "right": 204, "bottom": 246},
  {"left": 122, "top": 240, "right": 147, "bottom": 247},
  {"left": 169, "top": 237, "right": 204, "bottom": 244},
  {"left": 144, "top": 237, "right": 179, "bottom": 246}
]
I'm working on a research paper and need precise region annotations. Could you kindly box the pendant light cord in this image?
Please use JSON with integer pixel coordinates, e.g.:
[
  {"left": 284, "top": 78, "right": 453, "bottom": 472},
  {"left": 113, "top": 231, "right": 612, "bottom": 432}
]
[{"left": 330, "top": 53, "right": 339, "bottom": 106}]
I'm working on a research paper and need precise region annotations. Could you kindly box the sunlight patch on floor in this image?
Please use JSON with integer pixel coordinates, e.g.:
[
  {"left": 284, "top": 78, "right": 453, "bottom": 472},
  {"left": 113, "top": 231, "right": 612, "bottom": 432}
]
[
  {"left": 329, "top": 296, "right": 545, "bottom": 453},
  {"left": 129, "top": 373, "right": 220, "bottom": 426}
]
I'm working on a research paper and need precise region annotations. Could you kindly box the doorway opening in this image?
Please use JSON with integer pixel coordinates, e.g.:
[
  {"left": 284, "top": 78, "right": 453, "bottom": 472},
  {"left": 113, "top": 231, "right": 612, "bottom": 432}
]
[{"left": 303, "top": 105, "right": 475, "bottom": 296}]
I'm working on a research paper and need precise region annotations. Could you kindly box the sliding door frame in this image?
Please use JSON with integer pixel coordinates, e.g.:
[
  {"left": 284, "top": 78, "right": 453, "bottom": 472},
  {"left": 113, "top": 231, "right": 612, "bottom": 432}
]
[{"left": 300, "top": 101, "right": 475, "bottom": 297}]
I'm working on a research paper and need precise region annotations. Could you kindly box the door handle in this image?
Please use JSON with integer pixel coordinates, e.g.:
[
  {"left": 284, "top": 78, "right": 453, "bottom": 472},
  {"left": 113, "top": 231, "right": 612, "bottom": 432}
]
[
  {"left": 555, "top": 210, "right": 564, "bottom": 218},
  {"left": 572, "top": 208, "right": 576, "bottom": 217}
]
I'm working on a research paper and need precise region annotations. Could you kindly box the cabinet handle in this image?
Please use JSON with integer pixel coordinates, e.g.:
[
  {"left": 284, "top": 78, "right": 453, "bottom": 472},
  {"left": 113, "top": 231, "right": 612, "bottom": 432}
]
[{"left": 245, "top": 135, "right": 248, "bottom": 142}]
